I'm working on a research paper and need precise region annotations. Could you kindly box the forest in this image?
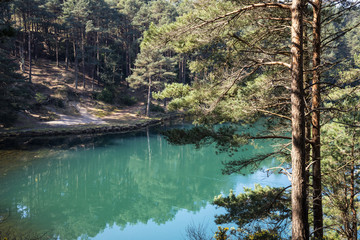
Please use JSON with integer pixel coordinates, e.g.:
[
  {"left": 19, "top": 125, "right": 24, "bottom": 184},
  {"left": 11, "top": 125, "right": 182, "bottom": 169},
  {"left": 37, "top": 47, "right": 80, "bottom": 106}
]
[{"left": 0, "top": 0, "right": 360, "bottom": 239}]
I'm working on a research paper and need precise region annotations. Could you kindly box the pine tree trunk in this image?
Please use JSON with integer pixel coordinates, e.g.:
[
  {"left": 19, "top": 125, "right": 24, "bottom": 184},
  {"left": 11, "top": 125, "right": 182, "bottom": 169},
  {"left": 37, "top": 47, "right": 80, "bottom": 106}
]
[
  {"left": 28, "top": 31, "right": 32, "bottom": 83},
  {"left": 146, "top": 77, "right": 152, "bottom": 117},
  {"left": 303, "top": 23, "right": 311, "bottom": 240},
  {"left": 20, "top": 42, "right": 25, "bottom": 72},
  {"left": 65, "top": 35, "right": 69, "bottom": 71},
  {"left": 73, "top": 39, "right": 78, "bottom": 89},
  {"left": 312, "top": 1, "right": 323, "bottom": 238},
  {"left": 82, "top": 31, "right": 86, "bottom": 89},
  {"left": 55, "top": 27, "right": 59, "bottom": 68},
  {"left": 290, "top": 0, "right": 307, "bottom": 239},
  {"left": 96, "top": 31, "right": 100, "bottom": 82}
]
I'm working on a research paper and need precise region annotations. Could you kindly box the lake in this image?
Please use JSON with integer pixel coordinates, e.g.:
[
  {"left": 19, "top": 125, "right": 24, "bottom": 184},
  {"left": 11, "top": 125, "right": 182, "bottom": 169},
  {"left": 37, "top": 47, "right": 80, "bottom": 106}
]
[{"left": 0, "top": 123, "right": 289, "bottom": 240}]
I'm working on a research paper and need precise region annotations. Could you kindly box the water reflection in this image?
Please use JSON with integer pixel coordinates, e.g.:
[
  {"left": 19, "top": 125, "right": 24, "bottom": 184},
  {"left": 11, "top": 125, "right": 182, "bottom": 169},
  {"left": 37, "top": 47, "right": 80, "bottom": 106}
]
[{"left": 0, "top": 125, "right": 286, "bottom": 239}]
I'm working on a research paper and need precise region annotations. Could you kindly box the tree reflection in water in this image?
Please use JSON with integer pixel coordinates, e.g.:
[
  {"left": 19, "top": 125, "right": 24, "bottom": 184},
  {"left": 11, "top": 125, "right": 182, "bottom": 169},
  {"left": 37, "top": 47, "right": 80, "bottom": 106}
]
[{"left": 0, "top": 124, "right": 285, "bottom": 239}]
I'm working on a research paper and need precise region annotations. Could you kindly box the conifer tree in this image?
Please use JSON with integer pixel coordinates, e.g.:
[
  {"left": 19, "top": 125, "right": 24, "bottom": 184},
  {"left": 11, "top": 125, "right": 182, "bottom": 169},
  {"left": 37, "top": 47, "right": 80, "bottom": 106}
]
[{"left": 127, "top": 38, "right": 176, "bottom": 116}]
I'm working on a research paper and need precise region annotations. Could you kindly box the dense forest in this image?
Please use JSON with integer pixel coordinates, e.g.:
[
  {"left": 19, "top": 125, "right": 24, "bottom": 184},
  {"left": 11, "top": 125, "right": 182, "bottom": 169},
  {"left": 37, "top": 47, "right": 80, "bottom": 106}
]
[{"left": 1, "top": 0, "right": 360, "bottom": 239}]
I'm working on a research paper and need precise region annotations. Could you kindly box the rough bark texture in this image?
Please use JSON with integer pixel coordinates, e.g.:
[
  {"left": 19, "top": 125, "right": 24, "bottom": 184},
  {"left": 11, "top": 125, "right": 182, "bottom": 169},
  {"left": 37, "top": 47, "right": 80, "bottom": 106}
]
[
  {"left": 290, "top": 0, "right": 307, "bottom": 239},
  {"left": 303, "top": 23, "right": 311, "bottom": 240},
  {"left": 312, "top": 0, "right": 323, "bottom": 238}
]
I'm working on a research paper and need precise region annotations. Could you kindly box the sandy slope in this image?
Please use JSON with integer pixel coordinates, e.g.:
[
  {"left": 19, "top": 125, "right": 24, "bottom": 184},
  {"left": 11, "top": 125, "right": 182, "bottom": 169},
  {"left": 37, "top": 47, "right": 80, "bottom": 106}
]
[{"left": 44, "top": 102, "right": 106, "bottom": 126}]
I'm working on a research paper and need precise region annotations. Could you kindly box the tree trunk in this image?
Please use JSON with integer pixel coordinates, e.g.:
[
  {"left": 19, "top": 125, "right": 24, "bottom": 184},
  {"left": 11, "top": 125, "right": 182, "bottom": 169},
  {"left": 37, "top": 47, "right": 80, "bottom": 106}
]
[
  {"left": 20, "top": 42, "right": 25, "bottom": 72},
  {"left": 290, "top": 0, "right": 307, "bottom": 239},
  {"left": 73, "top": 40, "right": 78, "bottom": 89},
  {"left": 65, "top": 35, "right": 69, "bottom": 71},
  {"left": 96, "top": 31, "right": 100, "bottom": 82},
  {"left": 55, "top": 27, "right": 59, "bottom": 68},
  {"left": 146, "top": 77, "right": 152, "bottom": 117},
  {"left": 312, "top": 1, "right": 323, "bottom": 238},
  {"left": 28, "top": 31, "right": 32, "bottom": 83},
  {"left": 81, "top": 30, "right": 86, "bottom": 89},
  {"left": 303, "top": 22, "right": 311, "bottom": 240}
]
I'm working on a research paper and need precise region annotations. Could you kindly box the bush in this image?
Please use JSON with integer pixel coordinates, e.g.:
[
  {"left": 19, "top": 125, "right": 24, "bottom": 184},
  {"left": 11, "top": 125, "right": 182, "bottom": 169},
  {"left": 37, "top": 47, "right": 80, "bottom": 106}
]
[
  {"left": 150, "top": 104, "right": 165, "bottom": 113},
  {"left": 96, "top": 87, "right": 114, "bottom": 104},
  {"left": 119, "top": 95, "right": 137, "bottom": 106},
  {"left": 35, "top": 93, "right": 48, "bottom": 104}
]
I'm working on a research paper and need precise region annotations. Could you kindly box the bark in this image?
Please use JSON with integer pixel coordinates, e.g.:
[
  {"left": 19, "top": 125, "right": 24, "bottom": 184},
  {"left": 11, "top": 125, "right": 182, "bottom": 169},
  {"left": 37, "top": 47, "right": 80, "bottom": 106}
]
[
  {"left": 28, "top": 30, "right": 32, "bottom": 83},
  {"left": 303, "top": 22, "right": 311, "bottom": 240},
  {"left": 73, "top": 40, "right": 78, "bottom": 89},
  {"left": 290, "top": 0, "right": 307, "bottom": 239},
  {"left": 65, "top": 35, "right": 69, "bottom": 71},
  {"left": 96, "top": 31, "right": 100, "bottom": 82},
  {"left": 146, "top": 77, "right": 152, "bottom": 117},
  {"left": 55, "top": 28, "right": 59, "bottom": 68},
  {"left": 20, "top": 42, "right": 25, "bottom": 72},
  {"left": 312, "top": 0, "right": 323, "bottom": 239},
  {"left": 81, "top": 31, "right": 86, "bottom": 89}
]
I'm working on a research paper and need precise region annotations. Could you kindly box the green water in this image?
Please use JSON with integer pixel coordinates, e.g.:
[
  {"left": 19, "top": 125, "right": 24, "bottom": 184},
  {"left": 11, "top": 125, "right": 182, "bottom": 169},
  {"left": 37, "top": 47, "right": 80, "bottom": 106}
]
[{"left": 0, "top": 124, "right": 289, "bottom": 240}]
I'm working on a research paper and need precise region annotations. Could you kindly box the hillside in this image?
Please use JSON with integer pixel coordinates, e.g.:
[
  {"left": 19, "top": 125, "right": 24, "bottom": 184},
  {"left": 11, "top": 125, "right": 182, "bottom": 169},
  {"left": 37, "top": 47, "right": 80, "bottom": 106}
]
[{"left": 0, "top": 59, "right": 164, "bottom": 130}]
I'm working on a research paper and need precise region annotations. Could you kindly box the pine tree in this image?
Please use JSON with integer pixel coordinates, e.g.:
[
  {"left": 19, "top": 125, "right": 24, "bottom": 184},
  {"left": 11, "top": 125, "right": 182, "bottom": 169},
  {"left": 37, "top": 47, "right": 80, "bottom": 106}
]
[{"left": 127, "top": 35, "right": 176, "bottom": 116}]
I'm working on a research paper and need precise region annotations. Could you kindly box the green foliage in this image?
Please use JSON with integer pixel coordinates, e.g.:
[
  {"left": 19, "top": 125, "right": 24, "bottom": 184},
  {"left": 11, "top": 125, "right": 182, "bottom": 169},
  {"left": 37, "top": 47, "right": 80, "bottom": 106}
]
[
  {"left": 244, "top": 229, "right": 281, "bottom": 240},
  {"left": 213, "top": 226, "right": 230, "bottom": 240},
  {"left": 35, "top": 92, "right": 48, "bottom": 104},
  {"left": 162, "top": 125, "right": 248, "bottom": 154},
  {"left": 213, "top": 185, "right": 290, "bottom": 238},
  {"left": 149, "top": 104, "right": 165, "bottom": 113},
  {"left": 119, "top": 94, "right": 137, "bottom": 106},
  {"left": 96, "top": 87, "right": 114, "bottom": 104},
  {"left": 320, "top": 61, "right": 360, "bottom": 238},
  {"left": 127, "top": 43, "right": 176, "bottom": 89}
]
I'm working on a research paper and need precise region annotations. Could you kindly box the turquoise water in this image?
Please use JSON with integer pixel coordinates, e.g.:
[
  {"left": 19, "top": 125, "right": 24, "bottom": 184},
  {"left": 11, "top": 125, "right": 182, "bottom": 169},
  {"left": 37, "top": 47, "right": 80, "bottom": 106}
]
[{"left": 0, "top": 124, "right": 289, "bottom": 239}]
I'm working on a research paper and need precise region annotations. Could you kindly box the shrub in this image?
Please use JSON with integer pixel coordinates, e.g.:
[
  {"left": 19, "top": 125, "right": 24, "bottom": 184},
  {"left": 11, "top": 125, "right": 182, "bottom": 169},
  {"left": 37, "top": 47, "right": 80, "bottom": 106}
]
[
  {"left": 150, "top": 104, "right": 165, "bottom": 113},
  {"left": 96, "top": 87, "right": 114, "bottom": 104},
  {"left": 119, "top": 95, "right": 137, "bottom": 106}
]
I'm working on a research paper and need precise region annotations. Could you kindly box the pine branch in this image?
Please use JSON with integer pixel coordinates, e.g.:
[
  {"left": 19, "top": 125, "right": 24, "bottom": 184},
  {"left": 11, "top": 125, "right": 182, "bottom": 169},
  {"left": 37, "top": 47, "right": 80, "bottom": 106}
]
[{"left": 181, "top": 2, "right": 291, "bottom": 35}]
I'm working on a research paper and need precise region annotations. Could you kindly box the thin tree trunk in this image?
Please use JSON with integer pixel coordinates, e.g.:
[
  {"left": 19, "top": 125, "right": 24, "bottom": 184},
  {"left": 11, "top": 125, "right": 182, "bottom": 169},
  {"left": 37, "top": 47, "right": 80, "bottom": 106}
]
[
  {"left": 55, "top": 27, "right": 59, "bottom": 67},
  {"left": 96, "top": 31, "right": 100, "bottom": 82},
  {"left": 81, "top": 30, "right": 86, "bottom": 89},
  {"left": 73, "top": 40, "right": 78, "bottom": 89},
  {"left": 20, "top": 43, "right": 25, "bottom": 72},
  {"left": 28, "top": 31, "right": 32, "bottom": 83},
  {"left": 312, "top": 0, "right": 323, "bottom": 238},
  {"left": 65, "top": 35, "right": 69, "bottom": 71},
  {"left": 92, "top": 64, "right": 95, "bottom": 91},
  {"left": 182, "top": 55, "right": 186, "bottom": 83},
  {"left": 146, "top": 77, "right": 152, "bottom": 117},
  {"left": 290, "top": 0, "right": 307, "bottom": 239},
  {"left": 20, "top": 12, "right": 26, "bottom": 73}
]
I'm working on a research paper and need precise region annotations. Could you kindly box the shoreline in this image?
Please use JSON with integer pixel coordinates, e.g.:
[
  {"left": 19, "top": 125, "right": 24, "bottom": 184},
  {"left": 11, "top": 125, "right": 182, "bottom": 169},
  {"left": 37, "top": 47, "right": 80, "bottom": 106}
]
[{"left": 0, "top": 113, "right": 184, "bottom": 139}]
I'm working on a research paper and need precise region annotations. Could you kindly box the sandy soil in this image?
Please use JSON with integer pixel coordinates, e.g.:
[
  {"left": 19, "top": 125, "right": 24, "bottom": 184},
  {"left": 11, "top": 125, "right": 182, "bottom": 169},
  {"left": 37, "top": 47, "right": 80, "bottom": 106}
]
[
  {"left": 18, "top": 59, "right": 153, "bottom": 128},
  {"left": 44, "top": 102, "right": 106, "bottom": 126}
]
